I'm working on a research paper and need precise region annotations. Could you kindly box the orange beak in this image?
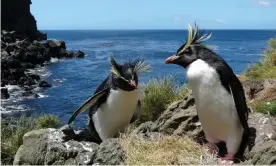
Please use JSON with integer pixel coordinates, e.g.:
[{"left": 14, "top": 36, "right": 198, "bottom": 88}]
[
  {"left": 129, "top": 80, "right": 137, "bottom": 89},
  {"left": 165, "top": 54, "right": 178, "bottom": 64}
]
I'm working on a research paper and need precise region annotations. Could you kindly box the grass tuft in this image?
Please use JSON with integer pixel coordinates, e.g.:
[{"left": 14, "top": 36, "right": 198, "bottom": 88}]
[
  {"left": 36, "top": 115, "right": 60, "bottom": 129},
  {"left": 120, "top": 133, "right": 217, "bottom": 165},
  {"left": 244, "top": 38, "right": 276, "bottom": 79},
  {"left": 1, "top": 114, "right": 60, "bottom": 165},
  {"left": 138, "top": 75, "right": 189, "bottom": 124},
  {"left": 251, "top": 100, "right": 276, "bottom": 116}
]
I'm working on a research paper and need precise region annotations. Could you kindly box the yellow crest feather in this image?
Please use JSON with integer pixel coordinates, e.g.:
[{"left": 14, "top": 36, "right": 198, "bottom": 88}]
[{"left": 110, "top": 55, "right": 121, "bottom": 76}]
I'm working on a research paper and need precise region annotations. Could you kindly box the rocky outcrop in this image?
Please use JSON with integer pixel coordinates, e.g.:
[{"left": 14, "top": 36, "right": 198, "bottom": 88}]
[
  {"left": 1, "top": 31, "right": 86, "bottom": 100},
  {"left": 241, "top": 78, "right": 276, "bottom": 104},
  {"left": 13, "top": 129, "right": 125, "bottom": 165},
  {"left": 134, "top": 93, "right": 276, "bottom": 165},
  {"left": 12, "top": 80, "right": 275, "bottom": 165},
  {"left": 1, "top": 0, "right": 86, "bottom": 103},
  {"left": 1, "top": 0, "right": 46, "bottom": 41}
]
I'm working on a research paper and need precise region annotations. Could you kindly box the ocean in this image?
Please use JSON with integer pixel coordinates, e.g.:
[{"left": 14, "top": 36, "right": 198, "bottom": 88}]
[{"left": 2, "top": 30, "right": 276, "bottom": 127}]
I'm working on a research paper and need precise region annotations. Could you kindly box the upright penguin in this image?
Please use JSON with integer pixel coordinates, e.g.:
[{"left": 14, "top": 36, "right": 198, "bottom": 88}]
[
  {"left": 165, "top": 24, "right": 249, "bottom": 163},
  {"left": 68, "top": 56, "right": 150, "bottom": 142}
]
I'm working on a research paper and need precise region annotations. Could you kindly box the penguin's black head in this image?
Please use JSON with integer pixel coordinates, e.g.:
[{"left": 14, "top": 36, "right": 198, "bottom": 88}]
[
  {"left": 165, "top": 23, "right": 212, "bottom": 68},
  {"left": 110, "top": 56, "right": 150, "bottom": 91}
]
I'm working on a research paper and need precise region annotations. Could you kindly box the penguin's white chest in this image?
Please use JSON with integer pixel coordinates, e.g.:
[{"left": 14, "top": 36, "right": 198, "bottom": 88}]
[
  {"left": 92, "top": 88, "right": 140, "bottom": 140},
  {"left": 186, "top": 59, "right": 243, "bottom": 142}
]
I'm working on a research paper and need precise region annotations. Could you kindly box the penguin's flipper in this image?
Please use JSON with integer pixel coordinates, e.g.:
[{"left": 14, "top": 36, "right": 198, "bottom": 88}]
[
  {"left": 228, "top": 76, "right": 249, "bottom": 129},
  {"left": 68, "top": 88, "right": 109, "bottom": 124},
  {"left": 130, "top": 100, "right": 141, "bottom": 123}
]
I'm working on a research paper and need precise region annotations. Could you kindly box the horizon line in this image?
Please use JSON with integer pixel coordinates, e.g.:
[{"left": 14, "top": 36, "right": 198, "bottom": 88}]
[{"left": 40, "top": 28, "right": 276, "bottom": 31}]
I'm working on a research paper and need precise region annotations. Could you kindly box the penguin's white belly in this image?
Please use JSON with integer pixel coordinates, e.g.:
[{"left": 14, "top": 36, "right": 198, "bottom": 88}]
[
  {"left": 92, "top": 88, "right": 140, "bottom": 140},
  {"left": 187, "top": 59, "right": 243, "bottom": 142}
]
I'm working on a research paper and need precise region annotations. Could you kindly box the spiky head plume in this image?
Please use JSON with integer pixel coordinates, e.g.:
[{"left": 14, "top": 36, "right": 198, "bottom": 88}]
[
  {"left": 129, "top": 58, "right": 151, "bottom": 73},
  {"left": 177, "top": 23, "right": 212, "bottom": 55},
  {"left": 110, "top": 55, "right": 122, "bottom": 77},
  {"left": 109, "top": 55, "right": 151, "bottom": 78}
]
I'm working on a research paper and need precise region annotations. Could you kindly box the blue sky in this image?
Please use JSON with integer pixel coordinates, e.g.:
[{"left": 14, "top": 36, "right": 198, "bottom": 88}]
[{"left": 31, "top": 0, "right": 276, "bottom": 30}]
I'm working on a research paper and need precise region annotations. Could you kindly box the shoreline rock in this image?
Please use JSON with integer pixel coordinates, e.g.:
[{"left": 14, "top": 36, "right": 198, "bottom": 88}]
[
  {"left": 1, "top": 31, "right": 86, "bottom": 109},
  {"left": 1, "top": 0, "right": 47, "bottom": 41},
  {"left": 1, "top": 0, "right": 86, "bottom": 116}
]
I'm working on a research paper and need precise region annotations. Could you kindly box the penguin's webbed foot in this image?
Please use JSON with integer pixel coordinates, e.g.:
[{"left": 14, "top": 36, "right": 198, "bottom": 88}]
[
  {"left": 218, "top": 153, "right": 235, "bottom": 165},
  {"left": 60, "top": 124, "right": 76, "bottom": 142}
]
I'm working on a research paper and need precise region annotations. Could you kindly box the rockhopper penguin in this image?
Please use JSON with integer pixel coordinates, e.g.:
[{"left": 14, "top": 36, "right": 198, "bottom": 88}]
[
  {"left": 165, "top": 24, "right": 249, "bottom": 163},
  {"left": 68, "top": 56, "right": 150, "bottom": 143}
]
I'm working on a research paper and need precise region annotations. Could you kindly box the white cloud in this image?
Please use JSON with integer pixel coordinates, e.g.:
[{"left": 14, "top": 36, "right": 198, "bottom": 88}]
[
  {"left": 215, "top": 19, "right": 227, "bottom": 24},
  {"left": 255, "top": 0, "right": 271, "bottom": 6}
]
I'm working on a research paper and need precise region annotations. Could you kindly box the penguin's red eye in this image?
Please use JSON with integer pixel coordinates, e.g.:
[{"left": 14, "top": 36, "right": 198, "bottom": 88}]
[{"left": 184, "top": 47, "right": 192, "bottom": 54}]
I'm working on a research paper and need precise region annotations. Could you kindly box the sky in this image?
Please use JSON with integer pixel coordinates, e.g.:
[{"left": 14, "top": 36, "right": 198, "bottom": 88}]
[{"left": 31, "top": 0, "right": 276, "bottom": 30}]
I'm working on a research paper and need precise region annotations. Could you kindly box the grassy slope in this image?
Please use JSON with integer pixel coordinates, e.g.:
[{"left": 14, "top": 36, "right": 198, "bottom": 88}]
[
  {"left": 244, "top": 38, "right": 276, "bottom": 116},
  {"left": 244, "top": 38, "right": 276, "bottom": 79},
  {"left": 138, "top": 75, "right": 188, "bottom": 124}
]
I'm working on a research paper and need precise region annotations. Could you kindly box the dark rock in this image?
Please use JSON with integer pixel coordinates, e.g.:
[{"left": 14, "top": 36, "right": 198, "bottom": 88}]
[
  {"left": 13, "top": 129, "right": 125, "bottom": 165},
  {"left": 10, "top": 69, "right": 26, "bottom": 81},
  {"left": 59, "top": 49, "right": 74, "bottom": 58},
  {"left": 21, "top": 62, "right": 35, "bottom": 69},
  {"left": 39, "top": 81, "right": 52, "bottom": 88},
  {"left": 3, "top": 36, "right": 14, "bottom": 43},
  {"left": 74, "top": 50, "right": 85, "bottom": 58},
  {"left": 45, "top": 40, "right": 66, "bottom": 50},
  {"left": 1, "top": 51, "right": 10, "bottom": 59},
  {"left": 6, "top": 43, "right": 16, "bottom": 52},
  {"left": 1, "top": 0, "right": 47, "bottom": 41},
  {"left": 19, "top": 76, "right": 36, "bottom": 86},
  {"left": 29, "top": 74, "right": 40, "bottom": 81},
  {"left": 13, "top": 50, "right": 26, "bottom": 60},
  {"left": 1, "top": 88, "right": 10, "bottom": 99},
  {"left": 15, "top": 40, "right": 31, "bottom": 48},
  {"left": 7, "top": 59, "right": 22, "bottom": 69},
  {"left": 22, "top": 91, "right": 39, "bottom": 98}
]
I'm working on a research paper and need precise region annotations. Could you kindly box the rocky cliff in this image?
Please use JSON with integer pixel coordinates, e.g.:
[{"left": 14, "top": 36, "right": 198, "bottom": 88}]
[
  {"left": 1, "top": 0, "right": 46, "bottom": 41},
  {"left": 1, "top": 0, "right": 85, "bottom": 103}
]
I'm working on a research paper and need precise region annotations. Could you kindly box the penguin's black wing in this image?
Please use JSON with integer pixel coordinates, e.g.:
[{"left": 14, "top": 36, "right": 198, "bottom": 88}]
[
  {"left": 215, "top": 61, "right": 249, "bottom": 129},
  {"left": 130, "top": 100, "right": 141, "bottom": 123},
  {"left": 228, "top": 75, "right": 249, "bottom": 128},
  {"left": 68, "top": 75, "right": 113, "bottom": 125},
  {"left": 68, "top": 88, "right": 109, "bottom": 124}
]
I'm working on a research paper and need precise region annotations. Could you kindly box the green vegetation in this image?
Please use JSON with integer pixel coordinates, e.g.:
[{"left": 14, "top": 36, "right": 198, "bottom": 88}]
[
  {"left": 245, "top": 38, "right": 276, "bottom": 79},
  {"left": 252, "top": 100, "right": 276, "bottom": 116},
  {"left": 138, "top": 75, "right": 189, "bottom": 124},
  {"left": 1, "top": 114, "right": 60, "bottom": 165}
]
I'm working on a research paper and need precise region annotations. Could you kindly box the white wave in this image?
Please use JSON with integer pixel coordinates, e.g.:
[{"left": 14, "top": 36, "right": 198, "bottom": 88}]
[
  {"left": 1, "top": 104, "right": 29, "bottom": 114},
  {"left": 50, "top": 57, "right": 60, "bottom": 63},
  {"left": 53, "top": 78, "right": 67, "bottom": 83},
  {"left": 5, "top": 85, "right": 21, "bottom": 92},
  {"left": 27, "top": 66, "right": 52, "bottom": 79},
  {"left": 37, "top": 93, "right": 49, "bottom": 98}
]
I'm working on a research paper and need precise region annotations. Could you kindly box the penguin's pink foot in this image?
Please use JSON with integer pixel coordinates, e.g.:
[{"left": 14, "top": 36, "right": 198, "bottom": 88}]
[{"left": 218, "top": 153, "right": 235, "bottom": 165}]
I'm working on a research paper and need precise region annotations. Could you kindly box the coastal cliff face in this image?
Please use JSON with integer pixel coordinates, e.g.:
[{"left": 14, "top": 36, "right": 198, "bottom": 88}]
[{"left": 1, "top": 0, "right": 46, "bottom": 41}]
